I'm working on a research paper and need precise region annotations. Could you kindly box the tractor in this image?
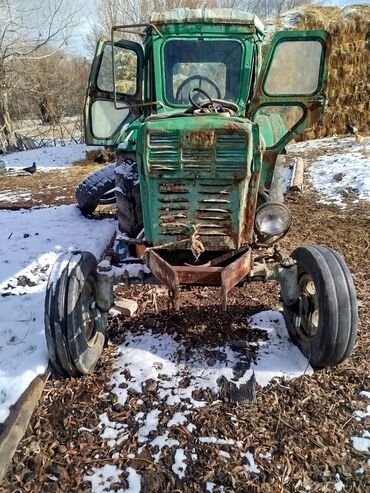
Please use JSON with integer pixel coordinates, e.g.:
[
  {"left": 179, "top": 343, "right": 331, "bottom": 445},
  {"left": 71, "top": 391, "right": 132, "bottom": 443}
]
[{"left": 45, "top": 8, "right": 357, "bottom": 377}]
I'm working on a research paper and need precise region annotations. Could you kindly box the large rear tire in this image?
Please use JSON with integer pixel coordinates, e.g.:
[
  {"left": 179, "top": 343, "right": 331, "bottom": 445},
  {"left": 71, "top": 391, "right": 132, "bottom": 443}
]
[
  {"left": 115, "top": 157, "right": 143, "bottom": 237},
  {"left": 44, "top": 251, "right": 107, "bottom": 376},
  {"left": 76, "top": 163, "right": 116, "bottom": 215},
  {"left": 283, "top": 245, "right": 357, "bottom": 368}
]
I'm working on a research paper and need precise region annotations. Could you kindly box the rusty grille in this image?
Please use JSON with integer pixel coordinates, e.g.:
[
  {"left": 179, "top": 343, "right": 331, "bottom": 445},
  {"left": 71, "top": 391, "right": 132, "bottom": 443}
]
[
  {"left": 157, "top": 181, "right": 233, "bottom": 239},
  {"left": 148, "top": 130, "right": 247, "bottom": 174},
  {"left": 148, "top": 132, "right": 179, "bottom": 171},
  {"left": 216, "top": 132, "right": 247, "bottom": 172}
]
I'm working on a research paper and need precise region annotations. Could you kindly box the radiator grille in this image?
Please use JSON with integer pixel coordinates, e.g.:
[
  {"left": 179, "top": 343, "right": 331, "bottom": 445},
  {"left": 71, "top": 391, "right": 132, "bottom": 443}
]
[
  {"left": 148, "top": 132, "right": 179, "bottom": 171},
  {"left": 148, "top": 130, "right": 247, "bottom": 174},
  {"left": 157, "top": 181, "right": 233, "bottom": 239}
]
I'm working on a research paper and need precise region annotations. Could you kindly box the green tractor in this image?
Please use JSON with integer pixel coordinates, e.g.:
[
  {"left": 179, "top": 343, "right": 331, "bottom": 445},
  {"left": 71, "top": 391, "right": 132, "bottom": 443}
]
[{"left": 45, "top": 8, "right": 357, "bottom": 377}]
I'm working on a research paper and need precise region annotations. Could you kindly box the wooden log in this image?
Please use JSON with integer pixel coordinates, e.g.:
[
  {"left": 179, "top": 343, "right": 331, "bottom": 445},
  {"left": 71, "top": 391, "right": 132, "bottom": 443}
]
[
  {"left": 289, "top": 157, "right": 304, "bottom": 192},
  {"left": 0, "top": 370, "right": 50, "bottom": 484}
]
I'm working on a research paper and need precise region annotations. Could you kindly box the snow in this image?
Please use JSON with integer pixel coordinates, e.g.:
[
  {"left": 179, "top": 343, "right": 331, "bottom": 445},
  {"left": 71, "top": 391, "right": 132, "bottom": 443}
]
[
  {"left": 137, "top": 409, "right": 161, "bottom": 444},
  {"left": 0, "top": 205, "right": 115, "bottom": 423},
  {"left": 172, "top": 449, "right": 187, "bottom": 479},
  {"left": 354, "top": 405, "right": 370, "bottom": 421},
  {"left": 4, "top": 143, "right": 101, "bottom": 170},
  {"left": 309, "top": 152, "right": 370, "bottom": 206},
  {"left": 99, "top": 413, "right": 129, "bottom": 447},
  {"left": 360, "top": 390, "right": 370, "bottom": 399},
  {"left": 259, "top": 451, "right": 272, "bottom": 459},
  {"left": 150, "top": 433, "right": 180, "bottom": 462},
  {"left": 219, "top": 450, "right": 230, "bottom": 460},
  {"left": 167, "top": 412, "right": 188, "bottom": 427},
  {"left": 248, "top": 311, "right": 313, "bottom": 386},
  {"left": 199, "top": 437, "right": 239, "bottom": 446},
  {"left": 334, "top": 473, "right": 345, "bottom": 492},
  {"left": 206, "top": 482, "right": 225, "bottom": 493},
  {"left": 84, "top": 465, "right": 141, "bottom": 493},
  {"left": 241, "top": 451, "right": 260, "bottom": 474},
  {"left": 351, "top": 431, "right": 370, "bottom": 452},
  {"left": 288, "top": 136, "right": 370, "bottom": 207},
  {"left": 109, "top": 310, "right": 311, "bottom": 416}
]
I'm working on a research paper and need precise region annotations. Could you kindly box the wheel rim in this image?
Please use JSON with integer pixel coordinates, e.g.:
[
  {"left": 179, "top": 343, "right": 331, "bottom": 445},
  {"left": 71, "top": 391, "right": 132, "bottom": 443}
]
[
  {"left": 98, "top": 189, "right": 116, "bottom": 205},
  {"left": 81, "top": 277, "right": 99, "bottom": 346},
  {"left": 296, "top": 274, "right": 319, "bottom": 338}
]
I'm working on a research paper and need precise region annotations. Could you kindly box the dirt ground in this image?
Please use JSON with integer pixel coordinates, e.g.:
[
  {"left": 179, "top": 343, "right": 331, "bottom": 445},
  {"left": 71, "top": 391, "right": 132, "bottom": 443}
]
[
  {"left": 0, "top": 147, "right": 369, "bottom": 492},
  {"left": 0, "top": 162, "right": 101, "bottom": 210}
]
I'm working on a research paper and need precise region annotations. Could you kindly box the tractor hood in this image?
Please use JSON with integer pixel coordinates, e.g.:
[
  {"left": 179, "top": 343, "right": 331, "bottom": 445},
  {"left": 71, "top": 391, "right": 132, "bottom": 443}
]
[{"left": 137, "top": 114, "right": 262, "bottom": 251}]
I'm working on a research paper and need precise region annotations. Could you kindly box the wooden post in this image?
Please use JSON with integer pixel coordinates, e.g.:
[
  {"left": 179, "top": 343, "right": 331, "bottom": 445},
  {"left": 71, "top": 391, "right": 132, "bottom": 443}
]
[
  {"left": 0, "top": 370, "right": 50, "bottom": 484},
  {"left": 289, "top": 157, "right": 304, "bottom": 192}
]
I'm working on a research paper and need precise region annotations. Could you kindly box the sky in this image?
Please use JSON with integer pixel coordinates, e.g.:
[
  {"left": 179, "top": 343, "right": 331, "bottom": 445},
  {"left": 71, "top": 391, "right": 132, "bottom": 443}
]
[{"left": 66, "top": 0, "right": 369, "bottom": 57}]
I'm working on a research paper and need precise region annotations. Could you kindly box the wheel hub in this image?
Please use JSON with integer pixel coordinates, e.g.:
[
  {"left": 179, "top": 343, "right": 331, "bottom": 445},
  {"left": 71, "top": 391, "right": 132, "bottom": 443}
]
[{"left": 293, "top": 274, "right": 319, "bottom": 337}]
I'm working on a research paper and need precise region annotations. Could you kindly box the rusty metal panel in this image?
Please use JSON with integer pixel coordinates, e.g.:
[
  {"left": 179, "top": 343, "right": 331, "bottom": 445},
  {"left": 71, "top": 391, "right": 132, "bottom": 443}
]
[
  {"left": 174, "top": 266, "right": 223, "bottom": 285},
  {"left": 145, "top": 250, "right": 179, "bottom": 292},
  {"left": 221, "top": 249, "right": 252, "bottom": 309}
]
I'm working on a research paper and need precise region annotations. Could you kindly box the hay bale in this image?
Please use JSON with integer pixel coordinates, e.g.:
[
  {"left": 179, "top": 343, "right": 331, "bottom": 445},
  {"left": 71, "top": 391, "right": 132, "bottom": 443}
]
[{"left": 264, "top": 4, "right": 370, "bottom": 140}]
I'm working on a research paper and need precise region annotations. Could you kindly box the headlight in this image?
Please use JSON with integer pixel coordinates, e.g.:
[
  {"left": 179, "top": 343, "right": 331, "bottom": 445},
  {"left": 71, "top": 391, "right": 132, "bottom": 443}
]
[{"left": 255, "top": 202, "right": 292, "bottom": 237}]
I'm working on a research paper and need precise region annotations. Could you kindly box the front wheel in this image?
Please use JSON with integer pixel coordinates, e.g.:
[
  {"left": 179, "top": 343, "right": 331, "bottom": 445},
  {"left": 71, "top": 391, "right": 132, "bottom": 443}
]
[
  {"left": 44, "top": 251, "right": 107, "bottom": 376},
  {"left": 283, "top": 245, "right": 357, "bottom": 368}
]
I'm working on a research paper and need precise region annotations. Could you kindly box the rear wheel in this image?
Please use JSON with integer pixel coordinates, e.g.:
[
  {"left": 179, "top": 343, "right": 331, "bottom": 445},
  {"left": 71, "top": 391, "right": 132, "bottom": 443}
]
[
  {"left": 283, "top": 245, "right": 357, "bottom": 368},
  {"left": 115, "top": 156, "right": 143, "bottom": 237},
  {"left": 44, "top": 251, "right": 107, "bottom": 376},
  {"left": 76, "top": 163, "right": 116, "bottom": 214}
]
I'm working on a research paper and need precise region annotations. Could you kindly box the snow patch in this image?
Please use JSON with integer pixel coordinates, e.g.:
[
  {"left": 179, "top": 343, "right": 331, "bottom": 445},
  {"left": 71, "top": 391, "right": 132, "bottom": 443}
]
[
  {"left": 334, "top": 473, "right": 345, "bottom": 492},
  {"left": 241, "top": 451, "right": 260, "bottom": 474},
  {"left": 110, "top": 311, "right": 311, "bottom": 414},
  {"left": 351, "top": 431, "right": 370, "bottom": 452},
  {"left": 84, "top": 465, "right": 141, "bottom": 493},
  {"left": 0, "top": 205, "right": 115, "bottom": 423},
  {"left": 309, "top": 152, "right": 370, "bottom": 206},
  {"left": 172, "top": 448, "right": 187, "bottom": 479},
  {"left": 354, "top": 405, "right": 370, "bottom": 421},
  {"left": 206, "top": 483, "right": 225, "bottom": 493},
  {"left": 149, "top": 432, "right": 180, "bottom": 462},
  {"left": 5, "top": 143, "right": 101, "bottom": 170},
  {"left": 138, "top": 409, "right": 161, "bottom": 444}
]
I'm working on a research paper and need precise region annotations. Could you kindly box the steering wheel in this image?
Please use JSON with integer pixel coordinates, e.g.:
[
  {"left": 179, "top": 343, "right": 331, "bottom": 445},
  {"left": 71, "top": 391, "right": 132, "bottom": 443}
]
[
  {"left": 175, "top": 74, "right": 221, "bottom": 102},
  {"left": 186, "top": 87, "right": 240, "bottom": 114}
]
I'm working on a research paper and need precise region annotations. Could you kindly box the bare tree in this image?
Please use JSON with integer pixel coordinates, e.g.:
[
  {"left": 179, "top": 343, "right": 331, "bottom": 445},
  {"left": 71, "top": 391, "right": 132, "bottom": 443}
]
[
  {"left": 87, "top": 0, "right": 218, "bottom": 53},
  {"left": 0, "top": 0, "right": 80, "bottom": 151}
]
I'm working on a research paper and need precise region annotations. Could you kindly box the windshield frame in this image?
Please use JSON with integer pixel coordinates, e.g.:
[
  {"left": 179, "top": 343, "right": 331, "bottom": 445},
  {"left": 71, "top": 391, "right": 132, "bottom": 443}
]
[{"left": 160, "top": 36, "right": 247, "bottom": 109}]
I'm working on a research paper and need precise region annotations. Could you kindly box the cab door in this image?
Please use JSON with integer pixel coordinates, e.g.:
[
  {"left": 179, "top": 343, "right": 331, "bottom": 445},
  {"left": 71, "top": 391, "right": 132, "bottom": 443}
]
[
  {"left": 84, "top": 38, "right": 144, "bottom": 146},
  {"left": 248, "top": 30, "right": 331, "bottom": 150}
]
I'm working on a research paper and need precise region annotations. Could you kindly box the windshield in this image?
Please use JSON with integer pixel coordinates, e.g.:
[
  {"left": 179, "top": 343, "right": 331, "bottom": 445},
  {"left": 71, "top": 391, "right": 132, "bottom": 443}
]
[{"left": 163, "top": 40, "right": 243, "bottom": 105}]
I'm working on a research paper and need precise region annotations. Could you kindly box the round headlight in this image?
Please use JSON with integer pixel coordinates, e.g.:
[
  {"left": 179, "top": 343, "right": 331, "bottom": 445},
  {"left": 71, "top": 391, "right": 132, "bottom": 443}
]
[{"left": 255, "top": 202, "right": 292, "bottom": 237}]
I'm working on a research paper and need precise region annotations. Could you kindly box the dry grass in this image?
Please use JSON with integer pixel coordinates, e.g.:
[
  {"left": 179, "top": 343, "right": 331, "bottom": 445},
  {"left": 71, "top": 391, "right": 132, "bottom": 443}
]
[{"left": 0, "top": 165, "right": 100, "bottom": 209}]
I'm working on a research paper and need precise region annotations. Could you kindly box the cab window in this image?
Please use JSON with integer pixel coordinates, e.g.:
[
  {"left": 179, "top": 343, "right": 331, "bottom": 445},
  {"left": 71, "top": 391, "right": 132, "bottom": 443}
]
[{"left": 164, "top": 40, "right": 243, "bottom": 105}]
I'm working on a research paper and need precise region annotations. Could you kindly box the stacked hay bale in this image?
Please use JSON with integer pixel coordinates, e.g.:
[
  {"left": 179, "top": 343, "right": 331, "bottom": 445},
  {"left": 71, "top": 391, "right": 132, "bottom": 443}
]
[{"left": 265, "top": 4, "right": 370, "bottom": 139}]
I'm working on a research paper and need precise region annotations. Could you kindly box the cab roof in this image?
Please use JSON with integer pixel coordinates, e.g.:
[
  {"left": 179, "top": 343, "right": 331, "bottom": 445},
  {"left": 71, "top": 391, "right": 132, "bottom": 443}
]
[{"left": 150, "top": 8, "right": 264, "bottom": 33}]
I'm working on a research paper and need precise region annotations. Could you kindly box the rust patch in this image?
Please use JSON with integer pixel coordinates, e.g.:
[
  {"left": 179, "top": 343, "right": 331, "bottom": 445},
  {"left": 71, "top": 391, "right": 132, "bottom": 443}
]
[
  {"left": 183, "top": 129, "right": 214, "bottom": 147},
  {"left": 224, "top": 122, "right": 246, "bottom": 134},
  {"left": 221, "top": 249, "right": 252, "bottom": 309}
]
